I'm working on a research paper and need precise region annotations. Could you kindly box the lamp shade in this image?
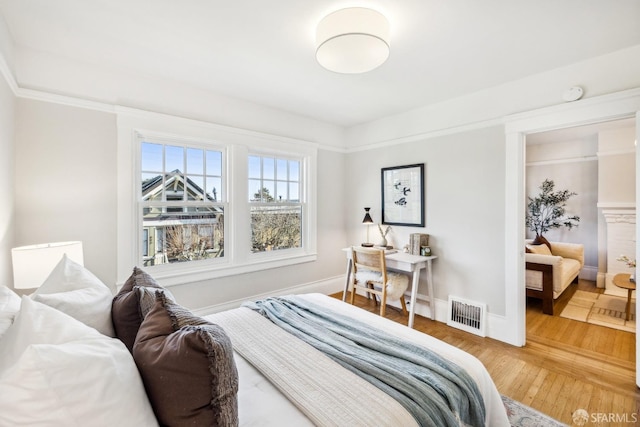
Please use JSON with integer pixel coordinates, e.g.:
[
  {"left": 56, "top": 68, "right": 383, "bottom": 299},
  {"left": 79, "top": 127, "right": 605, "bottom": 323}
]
[
  {"left": 316, "top": 7, "right": 390, "bottom": 74},
  {"left": 362, "top": 207, "right": 374, "bottom": 224},
  {"left": 11, "top": 241, "right": 84, "bottom": 289}
]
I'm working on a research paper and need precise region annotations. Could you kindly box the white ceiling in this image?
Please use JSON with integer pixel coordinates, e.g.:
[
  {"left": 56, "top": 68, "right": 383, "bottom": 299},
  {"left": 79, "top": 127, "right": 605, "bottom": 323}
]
[{"left": 1, "top": 0, "right": 640, "bottom": 127}]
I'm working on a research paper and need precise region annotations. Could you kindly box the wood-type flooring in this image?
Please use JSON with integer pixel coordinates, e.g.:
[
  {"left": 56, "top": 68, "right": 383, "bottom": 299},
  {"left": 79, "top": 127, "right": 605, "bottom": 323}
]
[{"left": 331, "top": 280, "right": 639, "bottom": 426}]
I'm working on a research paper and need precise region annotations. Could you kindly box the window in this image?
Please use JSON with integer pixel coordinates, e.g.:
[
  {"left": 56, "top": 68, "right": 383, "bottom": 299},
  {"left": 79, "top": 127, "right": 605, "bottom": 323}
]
[
  {"left": 248, "top": 155, "right": 302, "bottom": 253},
  {"left": 140, "top": 142, "right": 225, "bottom": 266},
  {"left": 117, "top": 112, "right": 317, "bottom": 287}
]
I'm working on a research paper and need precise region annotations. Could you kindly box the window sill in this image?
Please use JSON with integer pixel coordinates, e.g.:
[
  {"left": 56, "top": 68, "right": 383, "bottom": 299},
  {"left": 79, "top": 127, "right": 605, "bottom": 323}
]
[{"left": 119, "top": 252, "right": 318, "bottom": 289}]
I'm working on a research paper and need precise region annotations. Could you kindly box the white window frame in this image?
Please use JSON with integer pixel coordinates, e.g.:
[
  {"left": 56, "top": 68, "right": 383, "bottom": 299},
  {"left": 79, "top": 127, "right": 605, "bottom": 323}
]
[
  {"left": 116, "top": 108, "right": 317, "bottom": 288},
  {"left": 247, "top": 151, "right": 306, "bottom": 256},
  {"left": 138, "top": 137, "right": 228, "bottom": 271}
]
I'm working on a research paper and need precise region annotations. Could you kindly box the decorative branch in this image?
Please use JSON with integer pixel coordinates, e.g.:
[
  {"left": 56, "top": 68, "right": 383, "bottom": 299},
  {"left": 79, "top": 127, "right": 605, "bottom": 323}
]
[
  {"left": 526, "top": 179, "right": 580, "bottom": 236},
  {"left": 378, "top": 224, "right": 391, "bottom": 238}
]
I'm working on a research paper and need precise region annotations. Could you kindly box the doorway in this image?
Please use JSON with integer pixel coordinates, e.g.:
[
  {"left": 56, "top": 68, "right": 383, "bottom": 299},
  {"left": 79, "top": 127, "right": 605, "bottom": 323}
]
[{"left": 503, "top": 88, "right": 640, "bottom": 386}]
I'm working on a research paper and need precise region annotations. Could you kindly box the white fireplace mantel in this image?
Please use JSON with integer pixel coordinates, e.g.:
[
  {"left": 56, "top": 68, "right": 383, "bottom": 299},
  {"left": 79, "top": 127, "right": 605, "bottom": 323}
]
[{"left": 600, "top": 206, "right": 636, "bottom": 297}]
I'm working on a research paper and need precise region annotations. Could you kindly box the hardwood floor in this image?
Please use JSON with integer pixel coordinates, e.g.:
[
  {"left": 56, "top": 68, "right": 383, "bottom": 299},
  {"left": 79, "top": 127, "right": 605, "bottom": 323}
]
[{"left": 331, "top": 282, "right": 639, "bottom": 425}]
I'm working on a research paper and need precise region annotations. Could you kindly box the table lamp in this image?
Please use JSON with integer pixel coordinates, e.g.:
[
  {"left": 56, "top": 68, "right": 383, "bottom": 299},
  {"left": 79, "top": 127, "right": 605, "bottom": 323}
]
[
  {"left": 361, "top": 207, "right": 374, "bottom": 247},
  {"left": 11, "top": 241, "right": 84, "bottom": 289}
]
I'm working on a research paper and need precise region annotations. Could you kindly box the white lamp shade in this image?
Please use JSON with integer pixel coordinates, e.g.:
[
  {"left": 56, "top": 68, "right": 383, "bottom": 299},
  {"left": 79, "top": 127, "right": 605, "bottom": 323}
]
[
  {"left": 11, "top": 241, "right": 84, "bottom": 289},
  {"left": 316, "top": 7, "right": 390, "bottom": 74}
]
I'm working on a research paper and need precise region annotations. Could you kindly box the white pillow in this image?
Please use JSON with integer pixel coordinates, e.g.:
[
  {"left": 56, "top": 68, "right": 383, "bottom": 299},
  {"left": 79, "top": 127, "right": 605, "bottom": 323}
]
[
  {"left": 0, "top": 297, "right": 158, "bottom": 427},
  {"left": 0, "top": 286, "right": 21, "bottom": 340},
  {"left": 31, "top": 254, "right": 115, "bottom": 336}
]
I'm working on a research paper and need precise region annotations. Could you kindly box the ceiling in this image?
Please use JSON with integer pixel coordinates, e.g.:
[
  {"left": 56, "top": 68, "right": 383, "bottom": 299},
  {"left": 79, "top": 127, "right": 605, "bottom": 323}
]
[{"left": 1, "top": 0, "right": 639, "bottom": 127}]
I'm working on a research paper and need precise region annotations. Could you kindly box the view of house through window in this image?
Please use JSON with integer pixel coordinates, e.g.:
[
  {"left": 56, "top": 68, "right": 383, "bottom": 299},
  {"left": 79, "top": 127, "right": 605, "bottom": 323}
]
[
  {"left": 249, "top": 155, "right": 302, "bottom": 253},
  {"left": 140, "top": 142, "right": 225, "bottom": 266}
]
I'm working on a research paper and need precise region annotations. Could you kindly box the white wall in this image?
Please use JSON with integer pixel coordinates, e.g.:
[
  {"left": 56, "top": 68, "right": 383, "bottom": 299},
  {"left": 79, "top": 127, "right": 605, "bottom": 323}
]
[
  {"left": 346, "top": 126, "right": 507, "bottom": 316},
  {"left": 0, "top": 69, "right": 15, "bottom": 287},
  {"left": 598, "top": 127, "right": 636, "bottom": 204},
  {"left": 13, "top": 99, "right": 118, "bottom": 291}
]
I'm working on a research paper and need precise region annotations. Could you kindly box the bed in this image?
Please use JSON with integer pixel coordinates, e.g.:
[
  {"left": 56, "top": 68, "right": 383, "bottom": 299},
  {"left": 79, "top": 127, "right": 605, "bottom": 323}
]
[{"left": 0, "top": 256, "right": 509, "bottom": 426}]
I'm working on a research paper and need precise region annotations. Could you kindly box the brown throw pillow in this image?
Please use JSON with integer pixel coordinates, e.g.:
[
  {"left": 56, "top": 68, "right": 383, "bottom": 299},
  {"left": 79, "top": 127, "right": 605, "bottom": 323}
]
[
  {"left": 111, "top": 267, "right": 166, "bottom": 352},
  {"left": 133, "top": 294, "right": 239, "bottom": 427}
]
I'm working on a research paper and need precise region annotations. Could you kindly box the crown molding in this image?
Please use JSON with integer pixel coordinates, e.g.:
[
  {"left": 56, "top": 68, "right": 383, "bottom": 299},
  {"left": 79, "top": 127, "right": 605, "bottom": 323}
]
[
  {"left": 16, "top": 87, "right": 115, "bottom": 114},
  {"left": 344, "top": 117, "right": 506, "bottom": 153},
  {"left": 0, "top": 50, "right": 18, "bottom": 95}
]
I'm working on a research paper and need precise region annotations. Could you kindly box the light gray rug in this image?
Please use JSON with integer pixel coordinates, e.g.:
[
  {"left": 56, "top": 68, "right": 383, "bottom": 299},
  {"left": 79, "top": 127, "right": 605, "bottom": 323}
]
[{"left": 502, "top": 395, "right": 568, "bottom": 427}]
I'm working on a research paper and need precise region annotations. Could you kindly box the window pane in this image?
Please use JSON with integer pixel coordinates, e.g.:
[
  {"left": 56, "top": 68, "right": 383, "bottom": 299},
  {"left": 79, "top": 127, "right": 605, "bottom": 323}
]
[
  {"left": 165, "top": 145, "right": 184, "bottom": 172},
  {"left": 289, "top": 182, "right": 299, "bottom": 202},
  {"left": 276, "top": 158, "right": 288, "bottom": 180},
  {"left": 207, "top": 177, "right": 221, "bottom": 202},
  {"left": 142, "top": 173, "right": 163, "bottom": 200},
  {"left": 186, "top": 148, "right": 204, "bottom": 175},
  {"left": 263, "top": 180, "right": 275, "bottom": 202},
  {"left": 248, "top": 156, "right": 261, "bottom": 179},
  {"left": 289, "top": 160, "right": 300, "bottom": 182},
  {"left": 249, "top": 179, "right": 261, "bottom": 201},
  {"left": 141, "top": 142, "right": 163, "bottom": 172},
  {"left": 276, "top": 181, "right": 287, "bottom": 201},
  {"left": 251, "top": 205, "right": 301, "bottom": 253},
  {"left": 186, "top": 175, "right": 204, "bottom": 201},
  {"left": 207, "top": 150, "right": 222, "bottom": 176},
  {"left": 263, "top": 157, "right": 275, "bottom": 180},
  {"left": 142, "top": 205, "right": 224, "bottom": 264},
  {"left": 165, "top": 171, "right": 185, "bottom": 202}
]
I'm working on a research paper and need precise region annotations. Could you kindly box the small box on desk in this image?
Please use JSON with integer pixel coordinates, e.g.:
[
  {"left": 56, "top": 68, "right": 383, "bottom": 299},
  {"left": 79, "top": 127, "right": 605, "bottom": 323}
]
[{"left": 410, "top": 234, "right": 429, "bottom": 255}]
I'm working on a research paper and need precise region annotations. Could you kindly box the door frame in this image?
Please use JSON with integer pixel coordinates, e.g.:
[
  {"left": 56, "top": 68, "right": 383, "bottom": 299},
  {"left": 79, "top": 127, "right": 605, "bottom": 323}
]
[{"left": 502, "top": 88, "right": 640, "bottom": 386}]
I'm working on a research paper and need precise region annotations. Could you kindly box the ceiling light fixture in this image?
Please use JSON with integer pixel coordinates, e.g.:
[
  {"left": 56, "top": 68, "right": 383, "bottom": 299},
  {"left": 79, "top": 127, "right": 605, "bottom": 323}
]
[{"left": 316, "top": 7, "right": 390, "bottom": 74}]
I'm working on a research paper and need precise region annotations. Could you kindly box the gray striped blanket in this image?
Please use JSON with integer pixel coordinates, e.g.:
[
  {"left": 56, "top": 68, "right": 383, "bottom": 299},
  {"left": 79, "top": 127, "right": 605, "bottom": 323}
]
[{"left": 244, "top": 296, "right": 486, "bottom": 427}]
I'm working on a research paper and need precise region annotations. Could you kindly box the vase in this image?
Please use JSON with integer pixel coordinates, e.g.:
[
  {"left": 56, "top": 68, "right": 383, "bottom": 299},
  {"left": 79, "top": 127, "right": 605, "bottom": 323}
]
[{"left": 378, "top": 237, "right": 387, "bottom": 247}]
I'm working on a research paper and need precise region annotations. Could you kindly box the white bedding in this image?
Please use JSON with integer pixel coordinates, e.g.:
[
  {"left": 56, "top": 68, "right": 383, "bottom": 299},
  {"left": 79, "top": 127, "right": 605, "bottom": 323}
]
[{"left": 205, "top": 293, "right": 509, "bottom": 427}]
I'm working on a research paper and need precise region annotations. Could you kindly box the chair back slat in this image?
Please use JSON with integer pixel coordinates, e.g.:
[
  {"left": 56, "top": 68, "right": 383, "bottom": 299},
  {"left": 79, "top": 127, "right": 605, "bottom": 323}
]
[{"left": 349, "top": 246, "right": 406, "bottom": 317}]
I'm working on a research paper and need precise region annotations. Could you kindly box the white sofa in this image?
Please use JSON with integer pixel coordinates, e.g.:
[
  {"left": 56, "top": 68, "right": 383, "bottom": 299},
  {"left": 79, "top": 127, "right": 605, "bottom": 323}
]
[{"left": 525, "top": 240, "right": 584, "bottom": 315}]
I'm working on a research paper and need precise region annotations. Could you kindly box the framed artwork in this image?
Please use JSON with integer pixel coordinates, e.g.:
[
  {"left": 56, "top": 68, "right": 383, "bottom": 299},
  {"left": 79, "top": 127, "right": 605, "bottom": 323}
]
[{"left": 381, "top": 163, "right": 425, "bottom": 227}]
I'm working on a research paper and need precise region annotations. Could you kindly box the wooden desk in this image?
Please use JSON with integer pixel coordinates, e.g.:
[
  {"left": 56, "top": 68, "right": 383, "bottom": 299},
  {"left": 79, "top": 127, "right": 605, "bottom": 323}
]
[
  {"left": 342, "top": 248, "right": 437, "bottom": 328},
  {"left": 612, "top": 273, "right": 636, "bottom": 321}
]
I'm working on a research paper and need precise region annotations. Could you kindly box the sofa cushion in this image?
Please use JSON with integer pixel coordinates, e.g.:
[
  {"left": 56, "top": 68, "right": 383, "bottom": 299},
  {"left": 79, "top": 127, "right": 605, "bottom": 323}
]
[
  {"left": 133, "top": 293, "right": 238, "bottom": 426},
  {"left": 0, "top": 297, "right": 157, "bottom": 427},
  {"left": 556, "top": 258, "right": 581, "bottom": 296},
  {"left": 112, "top": 267, "right": 171, "bottom": 352},
  {"left": 31, "top": 255, "right": 115, "bottom": 337},
  {"left": 526, "top": 244, "right": 552, "bottom": 256}
]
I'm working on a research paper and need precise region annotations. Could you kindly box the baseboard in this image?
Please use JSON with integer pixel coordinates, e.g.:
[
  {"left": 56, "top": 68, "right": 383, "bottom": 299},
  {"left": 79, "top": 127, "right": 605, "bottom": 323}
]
[
  {"left": 580, "top": 265, "right": 598, "bottom": 281},
  {"left": 192, "top": 276, "right": 518, "bottom": 345},
  {"left": 191, "top": 275, "right": 344, "bottom": 316},
  {"left": 353, "top": 289, "right": 517, "bottom": 345}
]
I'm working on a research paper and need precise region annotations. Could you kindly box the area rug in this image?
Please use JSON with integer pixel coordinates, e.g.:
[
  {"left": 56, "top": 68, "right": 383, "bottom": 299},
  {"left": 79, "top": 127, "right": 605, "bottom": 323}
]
[
  {"left": 559, "top": 290, "right": 636, "bottom": 333},
  {"left": 502, "top": 395, "right": 568, "bottom": 426}
]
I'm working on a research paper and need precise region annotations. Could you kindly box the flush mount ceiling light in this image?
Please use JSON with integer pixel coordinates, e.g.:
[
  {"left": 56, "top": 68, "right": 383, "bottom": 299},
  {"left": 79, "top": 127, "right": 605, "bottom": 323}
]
[{"left": 316, "top": 7, "right": 390, "bottom": 74}]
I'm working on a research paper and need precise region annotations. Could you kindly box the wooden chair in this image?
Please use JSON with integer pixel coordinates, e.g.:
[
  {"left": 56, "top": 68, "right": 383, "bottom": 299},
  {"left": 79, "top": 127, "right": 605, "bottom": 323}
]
[{"left": 349, "top": 246, "right": 408, "bottom": 317}]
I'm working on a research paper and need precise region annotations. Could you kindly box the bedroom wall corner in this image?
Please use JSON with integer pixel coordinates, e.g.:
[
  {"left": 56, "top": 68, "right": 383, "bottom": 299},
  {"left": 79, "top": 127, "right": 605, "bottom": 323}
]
[
  {"left": 0, "top": 63, "right": 16, "bottom": 289},
  {"left": 14, "top": 99, "right": 118, "bottom": 291}
]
